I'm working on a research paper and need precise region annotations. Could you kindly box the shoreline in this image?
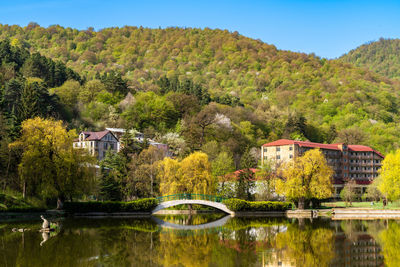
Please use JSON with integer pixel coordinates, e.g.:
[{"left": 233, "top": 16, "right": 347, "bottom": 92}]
[{"left": 4, "top": 208, "right": 400, "bottom": 220}]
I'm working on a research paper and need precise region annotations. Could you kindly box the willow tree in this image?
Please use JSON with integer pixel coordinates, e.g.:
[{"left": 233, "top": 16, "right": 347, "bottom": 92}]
[
  {"left": 158, "top": 152, "right": 215, "bottom": 195},
  {"left": 10, "top": 117, "right": 96, "bottom": 208},
  {"left": 276, "top": 149, "right": 333, "bottom": 209}
]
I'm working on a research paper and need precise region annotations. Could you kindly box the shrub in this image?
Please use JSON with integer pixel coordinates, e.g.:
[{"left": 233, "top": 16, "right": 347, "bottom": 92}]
[
  {"left": 223, "top": 198, "right": 292, "bottom": 212},
  {"left": 63, "top": 198, "right": 158, "bottom": 213}
]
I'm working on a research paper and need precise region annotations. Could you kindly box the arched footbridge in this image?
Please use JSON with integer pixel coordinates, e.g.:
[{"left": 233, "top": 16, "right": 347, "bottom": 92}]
[{"left": 152, "top": 194, "right": 234, "bottom": 215}]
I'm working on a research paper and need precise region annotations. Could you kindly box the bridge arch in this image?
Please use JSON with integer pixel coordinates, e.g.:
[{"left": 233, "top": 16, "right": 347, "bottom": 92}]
[{"left": 152, "top": 199, "right": 234, "bottom": 215}]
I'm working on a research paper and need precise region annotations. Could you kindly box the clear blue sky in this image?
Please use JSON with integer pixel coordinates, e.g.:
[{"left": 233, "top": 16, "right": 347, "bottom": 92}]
[{"left": 1, "top": 0, "right": 400, "bottom": 58}]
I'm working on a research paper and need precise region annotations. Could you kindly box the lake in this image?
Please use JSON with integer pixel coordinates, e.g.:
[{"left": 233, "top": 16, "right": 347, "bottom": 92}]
[{"left": 0, "top": 214, "right": 396, "bottom": 266}]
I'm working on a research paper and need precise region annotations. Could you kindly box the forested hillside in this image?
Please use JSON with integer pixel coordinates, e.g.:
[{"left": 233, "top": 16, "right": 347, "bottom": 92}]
[
  {"left": 1, "top": 23, "right": 400, "bottom": 156},
  {"left": 340, "top": 38, "right": 400, "bottom": 80}
]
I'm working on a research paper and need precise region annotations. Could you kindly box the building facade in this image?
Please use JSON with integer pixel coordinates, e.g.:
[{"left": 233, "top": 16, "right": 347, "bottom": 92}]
[
  {"left": 261, "top": 139, "right": 384, "bottom": 196},
  {"left": 73, "top": 130, "right": 119, "bottom": 160}
]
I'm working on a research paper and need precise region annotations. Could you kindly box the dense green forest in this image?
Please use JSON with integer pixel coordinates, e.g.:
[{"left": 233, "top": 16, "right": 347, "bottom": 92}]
[
  {"left": 1, "top": 23, "right": 400, "bottom": 158},
  {"left": 340, "top": 38, "right": 400, "bottom": 80}
]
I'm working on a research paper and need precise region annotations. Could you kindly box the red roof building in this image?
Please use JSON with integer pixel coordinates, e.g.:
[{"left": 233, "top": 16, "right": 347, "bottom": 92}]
[{"left": 261, "top": 139, "right": 384, "bottom": 196}]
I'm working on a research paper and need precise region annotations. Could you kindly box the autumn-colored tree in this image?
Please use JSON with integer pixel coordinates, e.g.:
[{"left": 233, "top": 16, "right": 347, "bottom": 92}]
[
  {"left": 158, "top": 152, "right": 215, "bottom": 195},
  {"left": 9, "top": 117, "right": 96, "bottom": 208},
  {"left": 276, "top": 149, "right": 333, "bottom": 209},
  {"left": 378, "top": 149, "right": 400, "bottom": 201}
]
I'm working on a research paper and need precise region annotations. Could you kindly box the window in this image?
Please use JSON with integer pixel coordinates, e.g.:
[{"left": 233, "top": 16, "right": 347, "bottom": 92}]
[
  {"left": 276, "top": 147, "right": 280, "bottom": 152},
  {"left": 110, "top": 144, "right": 114, "bottom": 150},
  {"left": 289, "top": 154, "right": 293, "bottom": 159},
  {"left": 276, "top": 155, "right": 280, "bottom": 160},
  {"left": 289, "top": 146, "right": 293, "bottom": 151},
  {"left": 263, "top": 148, "right": 267, "bottom": 153},
  {"left": 344, "top": 166, "right": 347, "bottom": 170},
  {"left": 104, "top": 143, "right": 107, "bottom": 149}
]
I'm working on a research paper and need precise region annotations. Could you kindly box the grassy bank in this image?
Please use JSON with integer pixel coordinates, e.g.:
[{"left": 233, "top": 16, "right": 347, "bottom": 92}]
[
  {"left": 0, "top": 191, "right": 46, "bottom": 212},
  {"left": 322, "top": 201, "right": 400, "bottom": 210}
]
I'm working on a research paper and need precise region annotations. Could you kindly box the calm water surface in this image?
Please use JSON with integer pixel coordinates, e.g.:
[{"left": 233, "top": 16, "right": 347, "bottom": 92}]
[{"left": 1, "top": 214, "right": 397, "bottom": 267}]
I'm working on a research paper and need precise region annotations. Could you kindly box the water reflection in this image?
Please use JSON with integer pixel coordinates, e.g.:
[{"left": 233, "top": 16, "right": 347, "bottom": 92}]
[{"left": 0, "top": 216, "right": 397, "bottom": 266}]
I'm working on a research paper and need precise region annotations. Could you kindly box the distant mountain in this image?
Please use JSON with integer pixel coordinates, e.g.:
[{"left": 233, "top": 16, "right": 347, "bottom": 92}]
[
  {"left": 1, "top": 24, "right": 400, "bottom": 153},
  {"left": 340, "top": 38, "right": 400, "bottom": 80}
]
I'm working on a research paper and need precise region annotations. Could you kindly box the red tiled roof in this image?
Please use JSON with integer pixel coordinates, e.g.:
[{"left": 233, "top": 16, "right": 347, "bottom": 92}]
[
  {"left": 223, "top": 168, "right": 259, "bottom": 181},
  {"left": 262, "top": 139, "right": 384, "bottom": 157},
  {"left": 234, "top": 168, "right": 259, "bottom": 175},
  {"left": 348, "top": 145, "right": 384, "bottom": 158}
]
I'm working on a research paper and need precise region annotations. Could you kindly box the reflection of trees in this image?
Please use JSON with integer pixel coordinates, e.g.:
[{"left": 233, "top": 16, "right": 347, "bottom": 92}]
[
  {"left": 378, "top": 221, "right": 400, "bottom": 267},
  {"left": 275, "top": 223, "right": 335, "bottom": 267}
]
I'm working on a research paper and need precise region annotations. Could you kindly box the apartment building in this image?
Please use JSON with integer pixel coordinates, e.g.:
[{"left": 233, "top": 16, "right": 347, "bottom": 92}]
[
  {"left": 73, "top": 130, "right": 119, "bottom": 160},
  {"left": 261, "top": 139, "right": 384, "bottom": 196}
]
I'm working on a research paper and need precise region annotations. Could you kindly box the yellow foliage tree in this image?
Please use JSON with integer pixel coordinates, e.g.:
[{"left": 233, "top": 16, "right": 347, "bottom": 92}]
[
  {"left": 378, "top": 149, "right": 400, "bottom": 201},
  {"left": 158, "top": 152, "right": 215, "bottom": 195},
  {"left": 276, "top": 149, "right": 333, "bottom": 209},
  {"left": 10, "top": 117, "right": 96, "bottom": 208}
]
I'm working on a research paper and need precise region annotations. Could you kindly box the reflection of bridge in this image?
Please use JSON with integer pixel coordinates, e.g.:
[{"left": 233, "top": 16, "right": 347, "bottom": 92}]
[
  {"left": 152, "top": 194, "right": 234, "bottom": 215},
  {"left": 152, "top": 215, "right": 231, "bottom": 230}
]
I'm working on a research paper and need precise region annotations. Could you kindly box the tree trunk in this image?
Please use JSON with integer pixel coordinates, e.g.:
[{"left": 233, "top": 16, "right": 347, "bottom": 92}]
[
  {"left": 298, "top": 197, "right": 305, "bottom": 210},
  {"left": 298, "top": 218, "right": 305, "bottom": 230},
  {"left": 22, "top": 182, "right": 26, "bottom": 199},
  {"left": 57, "top": 195, "right": 65, "bottom": 210},
  {"left": 188, "top": 204, "right": 193, "bottom": 214}
]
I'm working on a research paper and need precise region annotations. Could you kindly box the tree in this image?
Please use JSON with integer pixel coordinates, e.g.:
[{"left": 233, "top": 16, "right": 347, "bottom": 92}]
[
  {"left": 236, "top": 169, "right": 255, "bottom": 201},
  {"left": 126, "top": 146, "right": 164, "bottom": 199},
  {"left": 364, "top": 177, "right": 382, "bottom": 202},
  {"left": 122, "top": 91, "right": 178, "bottom": 131},
  {"left": 255, "top": 160, "right": 276, "bottom": 200},
  {"left": 9, "top": 117, "right": 96, "bottom": 208},
  {"left": 99, "top": 150, "right": 128, "bottom": 201},
  {"left": 212, "top": 151, "right": 235, "bottom": 198},
  {"left": 158, "top": 152, "right": 215, "bottom": 195},
  {"left": 276, "top": 149, "right": 333, "bottom": 209},
  {"left": 335, "top": 128, "right": 366, "bottom": 144},
  {"left": 51, "top": 80, "right": 81, "bottom": 111},
  {"left": 378, "top": 149, "right": 400, "bottom": 201},
  {"left": 78, "top": 79, "right": 106, "bottom": 104},
  {"left": 340, "top": 179, "right": 358, "bottom": 206}
]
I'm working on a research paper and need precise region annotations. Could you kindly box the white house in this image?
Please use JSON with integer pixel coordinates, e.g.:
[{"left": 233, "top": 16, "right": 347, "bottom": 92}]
[{"left": 73, "top": 130, "right": 119, "bottom": 160}]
